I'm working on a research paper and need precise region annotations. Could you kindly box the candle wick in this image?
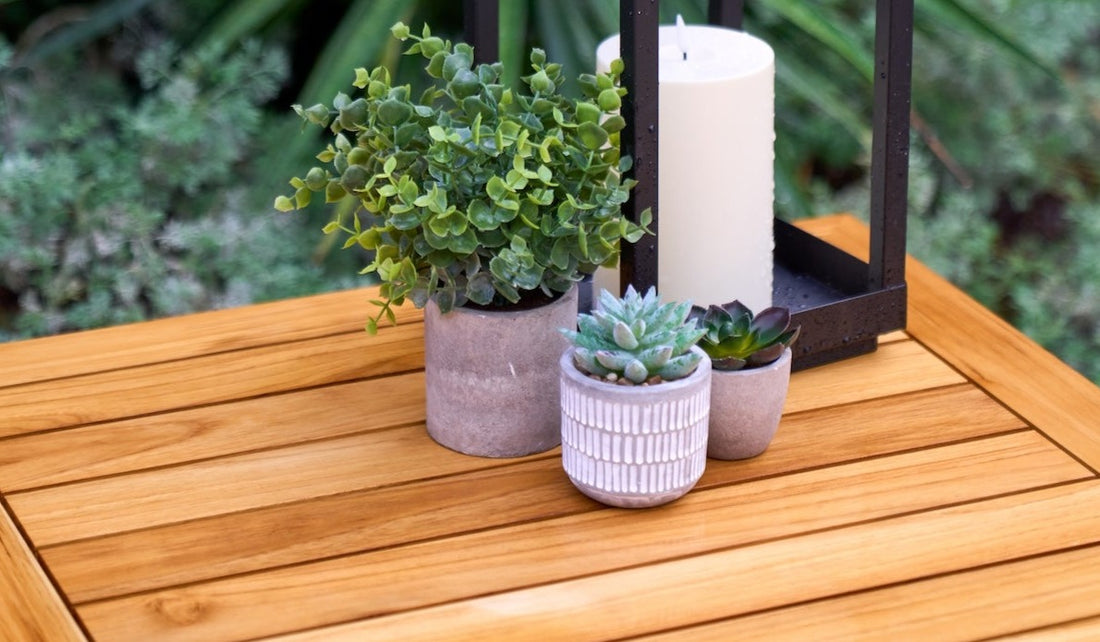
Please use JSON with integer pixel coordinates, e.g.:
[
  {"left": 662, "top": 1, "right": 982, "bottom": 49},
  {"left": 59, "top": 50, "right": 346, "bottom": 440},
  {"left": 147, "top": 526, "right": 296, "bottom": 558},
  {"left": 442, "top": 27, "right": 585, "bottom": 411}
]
[{"left": 675, "top": 13, "right": 689, "bottom": 62}]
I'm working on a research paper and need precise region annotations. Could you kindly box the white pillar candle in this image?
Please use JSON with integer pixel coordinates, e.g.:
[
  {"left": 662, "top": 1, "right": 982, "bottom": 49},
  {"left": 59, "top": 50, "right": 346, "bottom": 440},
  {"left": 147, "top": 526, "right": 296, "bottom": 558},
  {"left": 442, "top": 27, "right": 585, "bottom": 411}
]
[{"left": 596, "top": 19, "right": 775, "bottom": 311}]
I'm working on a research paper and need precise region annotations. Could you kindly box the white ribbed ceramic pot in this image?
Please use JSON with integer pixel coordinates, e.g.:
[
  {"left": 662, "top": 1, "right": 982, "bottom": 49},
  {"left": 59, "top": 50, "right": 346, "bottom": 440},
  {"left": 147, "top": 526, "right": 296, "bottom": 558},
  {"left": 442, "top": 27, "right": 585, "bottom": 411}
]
[
  {"left": 559, "top": 346, "right": 711, "bottom": 508},
  {"left": 425, "top": 285, "right": 577, "bottom": 458},
  {"left": 707, "top": 348, "right": 791, "bottom": 460}
]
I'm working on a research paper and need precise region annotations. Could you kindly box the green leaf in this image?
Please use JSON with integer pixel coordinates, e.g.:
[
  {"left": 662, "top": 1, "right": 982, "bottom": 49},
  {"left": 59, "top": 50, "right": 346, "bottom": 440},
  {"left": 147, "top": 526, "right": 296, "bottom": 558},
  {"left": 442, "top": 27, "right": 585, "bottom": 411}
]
[
  {"left": 324, "top": 181, "right": 347, "bottom": 203},
  {"left": 467, "top": 200, "right": 500, "bottom": 231},
  {"left": 273, "top": 195, "right": 295, "bottom": 212},
  {"left": 448, "top": 228, "right": 479, "bottom": 254},
  {"left": 576, "top": 101, "right": 601, "bottom": 125},
  {"left": 577, "top": 225, "right": 589, "bottom": 259},
  {"left": 353, "top": 68, "right": 370, "bottom": 89},
  {"left": 536, "top": 164, "right": 554, "bottom": 184},
  {"left": 294, "top": 187, "right": 312, "bottom": 209},
  {"left": 465, "top": 272, "right": 495, "bottom": 305},
  {"left": 550, "top": 237, "right": 572, "bottom": 270},
  {"left": 390, "top": 21, "right": 410, "bottom": 40},
  {"left": 486, "top": 175, "right": 510, "bottom": 202},
  {"left": 398, "top": 177, "right": 418, "bottom": 204},
  {"left": 426, "top": 50, "right": 447, "bottom": 78},
  {"left": 577, "top": 122, "right": 609, "bottom": 150},
  {"left": 597, "top": 88, "right": 621, "bottom": 112}
]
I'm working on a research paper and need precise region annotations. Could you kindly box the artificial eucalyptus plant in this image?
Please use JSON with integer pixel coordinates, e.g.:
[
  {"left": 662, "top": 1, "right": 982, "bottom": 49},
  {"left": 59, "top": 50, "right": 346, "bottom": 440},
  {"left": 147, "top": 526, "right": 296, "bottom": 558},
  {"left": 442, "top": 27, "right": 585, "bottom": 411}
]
[{"left": 275, "top": 22, "right": 651, "bottom": 333}]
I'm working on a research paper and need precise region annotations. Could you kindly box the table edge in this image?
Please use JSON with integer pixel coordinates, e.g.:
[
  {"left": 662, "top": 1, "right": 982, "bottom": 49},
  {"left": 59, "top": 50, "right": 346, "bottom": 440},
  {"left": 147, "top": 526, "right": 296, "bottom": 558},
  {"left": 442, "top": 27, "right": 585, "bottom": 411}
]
[
  {"left": 798, "top": 214, "right": 1100, "bottom": 471},
  {"left": 0, "top": 499, "right": 86, "bottom": 641}
]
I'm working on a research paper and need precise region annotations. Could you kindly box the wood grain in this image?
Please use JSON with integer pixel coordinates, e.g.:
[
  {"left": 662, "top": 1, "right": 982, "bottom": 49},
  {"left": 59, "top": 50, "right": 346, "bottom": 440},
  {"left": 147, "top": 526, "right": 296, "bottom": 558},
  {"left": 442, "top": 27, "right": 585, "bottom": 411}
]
[
  {"left": 0, "top": 373, "right": 425, "bottom": 492},
  {"left": 0, "top": 322, "right": 424, "bottom": 438},
  {"left": 0, "top": 287, "right": 419, "bottom": 389},
  {"left": 638, "top": 543, "right": 1100, "bottom": 641},
  {"left": 998, "top": 616, "right": 1100, "bottom": 642},
  {"left": 0, "top": 503, "right": 85, "bottom": 642},
  {"left": 798, "top": 215, "right": 1100, "bottom": 469},
  {"left": 265, "top": 480, "right": 1100, "bottom": 641},
  {"left": 75, "top": 433, "right": 1088, "bottom": 641},
  {"left": 2, "top": 214, "right": 1098, "bottom": 642},
  {"left": 11, "top": 423, "right": 545, "bottom": 547},
  {"left": 785, "top": 338, "right": 963, "bottom": 414},
  {"left": 8, "top": 331, "right": 983, "bottom": 546},
  {"left": 47, "top": 383, "right": 1024, "bottom": 603}
]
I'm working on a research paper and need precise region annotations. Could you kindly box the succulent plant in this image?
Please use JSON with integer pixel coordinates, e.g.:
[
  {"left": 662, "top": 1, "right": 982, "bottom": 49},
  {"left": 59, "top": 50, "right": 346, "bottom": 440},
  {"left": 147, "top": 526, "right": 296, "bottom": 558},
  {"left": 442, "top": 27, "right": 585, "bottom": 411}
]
[
  {"left": 562, "top": 286, "right": 705, "bottom": 384},
  {"left": 694, "top": 301, "right": 801, "bottom": 371}
]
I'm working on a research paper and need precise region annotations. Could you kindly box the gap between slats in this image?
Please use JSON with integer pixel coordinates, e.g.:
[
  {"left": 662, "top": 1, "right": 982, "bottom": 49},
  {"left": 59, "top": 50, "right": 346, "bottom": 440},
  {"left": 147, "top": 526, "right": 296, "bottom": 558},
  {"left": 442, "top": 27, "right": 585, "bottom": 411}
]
[
  {"left": 255, "top": 480, "right": 1100, "bottom": 642},
  {"left": 0, "top": 287, "right": 418, "bottom": 390},
  {"left": 635, "top": 541, "right": 1100, "bottom": 642},
  {"left": 0, "top": 324, "right": 425, "bottom": 438},
  {"left": 0, "top": 335, "right": 960, "bottom": 492},
  {"left": 58, "top": 426, "right": 1064, "bottom": 602},
  {"left": 13, "top": 380, "right": 1022, "bottom": 548},
  {"left": 71, "top": 440, "right": 1094, "bottom": 642},
  {"left": 993, "top": 613, "right": 1100, "bottom": 642},
  {"left": 0, "top": 372, "right": 428, "bottom": 492}
]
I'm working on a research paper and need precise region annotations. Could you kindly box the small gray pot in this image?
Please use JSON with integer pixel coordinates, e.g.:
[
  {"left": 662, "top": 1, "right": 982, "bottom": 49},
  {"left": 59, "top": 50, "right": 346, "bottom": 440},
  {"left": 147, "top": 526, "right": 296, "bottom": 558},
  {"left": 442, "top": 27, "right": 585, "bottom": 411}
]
[
  {"left": 424, "top": 285, "right": 577, "bottom": 458},
  {"left": 559, "top": 346, "right": 711, "bottom": 508},
  {"left": 707, "top": 347, "right": 792, "bottom": 460}
]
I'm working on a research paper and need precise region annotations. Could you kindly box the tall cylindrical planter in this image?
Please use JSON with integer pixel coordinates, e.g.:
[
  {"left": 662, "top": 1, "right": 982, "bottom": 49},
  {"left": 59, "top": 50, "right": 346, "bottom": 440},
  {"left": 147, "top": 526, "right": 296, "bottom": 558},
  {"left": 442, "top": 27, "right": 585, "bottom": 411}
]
[
  {"left": 425, "top": 285, "right": 578, "bottom": 458},
  {"left": 708, "top": 348, "right": 792, "bottom": 460},
  {"left": 559, "top": 346, "right": 711, "bottom": 508}
]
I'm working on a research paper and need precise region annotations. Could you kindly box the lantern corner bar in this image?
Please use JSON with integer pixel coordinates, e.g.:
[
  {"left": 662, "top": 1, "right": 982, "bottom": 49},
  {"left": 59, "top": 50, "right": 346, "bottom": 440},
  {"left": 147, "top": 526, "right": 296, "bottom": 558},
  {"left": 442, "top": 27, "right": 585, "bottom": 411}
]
[{"left": 463, "top": 0, "right": 913, "bottom": 370}]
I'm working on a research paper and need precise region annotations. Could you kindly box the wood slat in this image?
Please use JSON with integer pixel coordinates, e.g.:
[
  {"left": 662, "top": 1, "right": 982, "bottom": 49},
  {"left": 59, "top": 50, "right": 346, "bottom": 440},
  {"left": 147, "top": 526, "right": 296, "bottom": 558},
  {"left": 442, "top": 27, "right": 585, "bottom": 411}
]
[
  {"left": 74, "top": 432, "right": 1089, "bottom": 642},
  {"left": 11, "top": 422, "right": 547, "bottom": 547},
  {"left": 0, "top": 287, "right": 419, "bottom": 389},
  {"left": 264, "top": 480, "right": 1100, "bottom": 641},
  {"left": 0, "top": 373, "right": 425, "bottom": 492},
  {"left": 798, "top": 215, "right": 1100, "bottom": 469},
  {"left": 765, "top": 383, "right": 1022, "bottom": 470},
  {"left": 785, "top": 338, "right": 963, "bottom": 414},
  {"left": 999, "top": 616, "right": 1100, "bottom": 642},
  {"left": 639, "top": 544, "right": 1100, "bottom": 641},
  {"left": 8, "top": 329, "right": 983, "bottom": 546},
  {"left": 51, "top": 458, "right": 573, "bottom": 604},
  {"left": 45, "top": 383, "right": 1025, "bottom": 603},
  {"left": 0, "top": 503, "right": 85, "bottom": 642},
  {"left": 0, "top": 322, "right": 424, "bottom": 438}
]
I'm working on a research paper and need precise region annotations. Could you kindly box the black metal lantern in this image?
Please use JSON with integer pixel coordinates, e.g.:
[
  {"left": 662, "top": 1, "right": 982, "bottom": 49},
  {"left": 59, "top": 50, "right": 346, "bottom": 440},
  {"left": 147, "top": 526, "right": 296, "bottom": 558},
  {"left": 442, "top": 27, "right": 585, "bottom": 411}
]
[{"left": 464, "top": 0, "right": 913, "bottom": 370}]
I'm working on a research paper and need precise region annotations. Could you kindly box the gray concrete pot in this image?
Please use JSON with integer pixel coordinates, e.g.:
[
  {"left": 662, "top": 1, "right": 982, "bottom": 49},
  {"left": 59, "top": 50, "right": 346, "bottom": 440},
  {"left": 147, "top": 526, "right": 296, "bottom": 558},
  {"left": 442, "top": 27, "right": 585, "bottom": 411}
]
[
  {"left": 559, "top": 346, "right": 711, "bottom": 508},
  {"left": 424, "top": 285, "right": 577, "bottom": 458},
  {"left": 707, "top": 347, "right": 792, "bottom": 460}
]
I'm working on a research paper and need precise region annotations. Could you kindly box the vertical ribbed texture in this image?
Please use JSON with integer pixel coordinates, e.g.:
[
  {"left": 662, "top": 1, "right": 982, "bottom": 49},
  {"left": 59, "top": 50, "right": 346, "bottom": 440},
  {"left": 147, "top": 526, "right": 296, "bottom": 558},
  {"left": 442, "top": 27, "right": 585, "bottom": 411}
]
[{"left": 560, "top": 378, "right": 709, "bottom": 502}]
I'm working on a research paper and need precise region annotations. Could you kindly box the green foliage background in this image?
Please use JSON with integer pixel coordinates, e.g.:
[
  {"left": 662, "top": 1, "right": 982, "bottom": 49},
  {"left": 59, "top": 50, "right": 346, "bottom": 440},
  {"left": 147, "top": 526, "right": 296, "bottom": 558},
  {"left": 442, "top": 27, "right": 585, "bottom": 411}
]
[{"left": 1, "top": 0, "right": 1098, "bottom": 382}]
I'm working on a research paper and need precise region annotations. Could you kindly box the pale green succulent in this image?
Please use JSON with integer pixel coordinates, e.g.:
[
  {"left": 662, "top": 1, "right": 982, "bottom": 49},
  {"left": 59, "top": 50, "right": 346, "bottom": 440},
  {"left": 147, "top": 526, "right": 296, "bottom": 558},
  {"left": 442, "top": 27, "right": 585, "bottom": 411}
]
[{"left": 562, "top": 286, "right": 705, "bottom": 384}]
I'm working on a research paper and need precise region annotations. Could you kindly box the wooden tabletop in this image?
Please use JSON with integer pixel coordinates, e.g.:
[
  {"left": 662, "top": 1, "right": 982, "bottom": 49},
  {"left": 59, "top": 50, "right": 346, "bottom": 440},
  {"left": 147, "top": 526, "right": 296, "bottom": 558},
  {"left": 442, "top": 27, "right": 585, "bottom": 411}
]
[{"left": 3, "top": 214, "right": 1100, "bottom": 641}]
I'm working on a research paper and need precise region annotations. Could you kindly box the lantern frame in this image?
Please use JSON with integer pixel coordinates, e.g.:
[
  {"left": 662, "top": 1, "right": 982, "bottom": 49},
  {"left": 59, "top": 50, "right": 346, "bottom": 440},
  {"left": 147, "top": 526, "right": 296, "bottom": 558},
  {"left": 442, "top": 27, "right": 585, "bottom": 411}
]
[{"left": 463, "top": 0, "right": 913, "bottom": 370}]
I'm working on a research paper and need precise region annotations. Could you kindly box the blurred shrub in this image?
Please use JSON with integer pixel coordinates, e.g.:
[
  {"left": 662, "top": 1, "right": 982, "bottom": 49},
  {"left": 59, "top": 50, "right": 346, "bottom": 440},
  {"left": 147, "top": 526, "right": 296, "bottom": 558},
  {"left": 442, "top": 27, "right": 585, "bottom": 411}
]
[
  {"left": 0, "top": 37, "right": 355, "bottom": 339},
  {"left": 2, "top": 0, "right": 1098, "bottom": 384},
  {"left": 821, "top": 1, "right": 1100, "bottom": 382}
]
